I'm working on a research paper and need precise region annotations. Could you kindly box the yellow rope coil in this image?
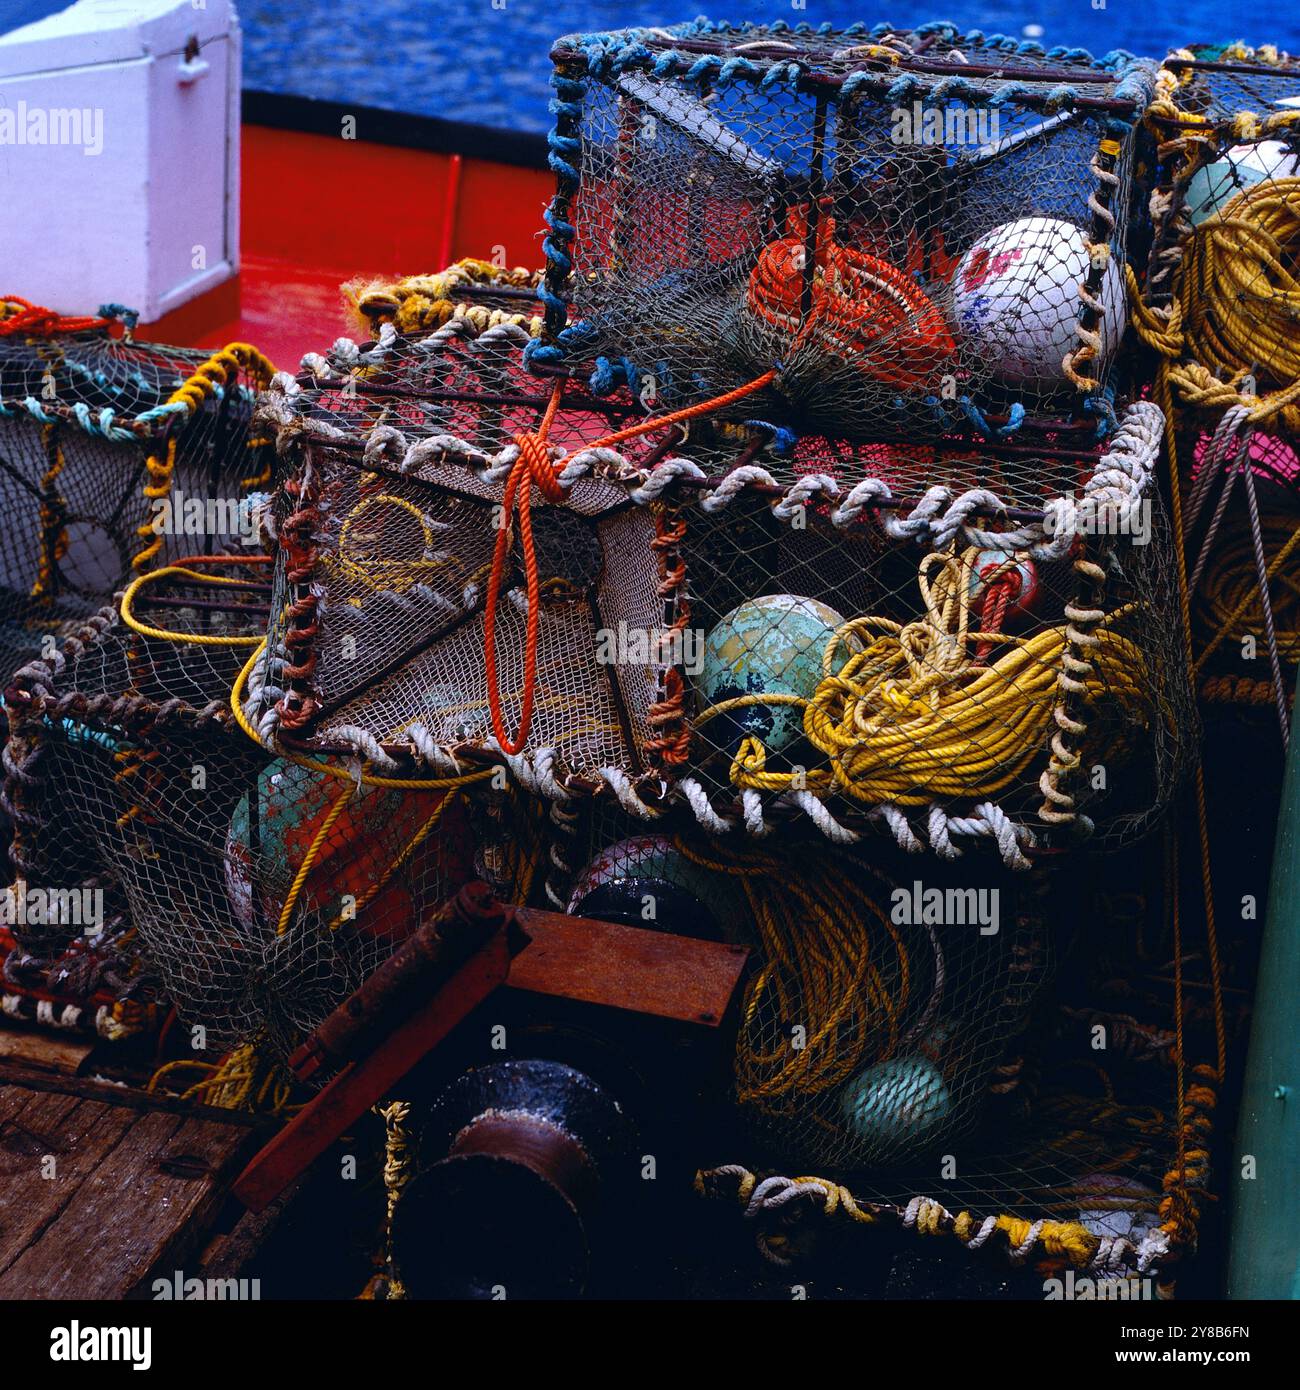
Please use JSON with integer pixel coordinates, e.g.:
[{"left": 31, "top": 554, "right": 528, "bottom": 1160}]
[
  {"left": 673, "top": 840, "right": 911, "bottom": 1107},
  {"left": 132, "top": 342, "right": 277, "bottom": 574},
  {"left": 697, "top": 549, "right": 1151, "bottom": 807},
  {"left": 1194, "top": 516, "right": 1300, "bottom": 671},
  {"left": 1132, "top": 174, "right": 1300, "bottom": 431},
  {"left": 347, "top": 258, "right": 543, "bottom": 337}
]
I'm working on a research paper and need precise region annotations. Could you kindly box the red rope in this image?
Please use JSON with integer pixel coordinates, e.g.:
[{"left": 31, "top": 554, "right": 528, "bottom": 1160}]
[
  {"left": 0, "top": 295, "right": 112, "bottom": 338},
  {"left": 484, "top": 369, "right": 779, "bottom": 755},
  {"left": 746, "top": 208, "right": 953, "bottom": 390}
]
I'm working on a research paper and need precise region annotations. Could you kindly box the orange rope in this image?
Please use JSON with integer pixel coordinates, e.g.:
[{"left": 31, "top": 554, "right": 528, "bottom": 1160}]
[
  {"left": 483, "top": 368, "right": 778, "bottom": 754},
  {"left": 746, "top": 208, "right": 954, "bottom": 390},
  {"left": 0, "top": 295, "right": 112, "bottom": 337}
]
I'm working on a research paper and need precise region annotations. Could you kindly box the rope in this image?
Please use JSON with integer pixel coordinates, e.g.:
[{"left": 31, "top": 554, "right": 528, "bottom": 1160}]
[
  {"left": 672, "top": 840, "right": 916, "bottom": 1108},
  {"left": 695, "top": 548, "right": 1152, "bottom": 809},
  {"left": 30, "top": 424, "right": 69, "bottom": 601},
  {"left": 1152, "top": 355, "right": 1227, "bottom": 1254},
  {"left": 347, "top": 258, "right": 543, "bottom": 337},
  {"left": 695, "top": 1165, "right": 1173, "bottom": 1274},
  {"left": 326, "top": 492, "right": 453, "bottom": 594},
  {"left": 0, "top": 295, "right": 113, "bottom": 337},
  {"left": 1194, "top": 516, "right": 1300, "bottom": 671},
  {"left": 230, "top": 639, "right": 496, "bottom": 792},
  {"left": 119, "top": 562, "right": 269, "bottom": 647},
  {"left": 746, "top": 205, "right": 953, "bottom": 389},
  {"left": 149, "top": 1041, "right": 293, "bottom": 1113},
  {"left": 483, "top": 368, "right": 777, "bottom": 754},
  {"left": 132, "top": 342, "right": 277, "bottom": 573},
  {"left": 1132, "top": 178, "right": 1300, "bottom": 431}
]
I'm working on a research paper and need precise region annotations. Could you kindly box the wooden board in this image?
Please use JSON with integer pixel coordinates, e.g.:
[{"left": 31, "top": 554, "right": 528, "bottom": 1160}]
[
  {"left": 0, "top": 1025, "right": 93, "bottom": 1075},
  {"left": 0, "top": 1067, "right": 264, "bottom": 1300},
  {"left": 509, "top": 907, "right": 750, "bottom": 1026}
]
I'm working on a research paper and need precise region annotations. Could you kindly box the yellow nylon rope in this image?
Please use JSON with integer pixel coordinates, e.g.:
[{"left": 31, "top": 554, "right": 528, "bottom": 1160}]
[
  {"left": 132, "top": 342, "right": 276, "bottom": 574},
  {"left": 118, "top": 564, "right": 267, "bottom": 647},
  {"left": 230, "top": 639, "right": 496, "bottom": 792},
  {"left": 672, "top": 839, "right": 911, "bottom": 1105},
  {"left": 696, "top": 548, "right": 1152, "bottom": 806}
]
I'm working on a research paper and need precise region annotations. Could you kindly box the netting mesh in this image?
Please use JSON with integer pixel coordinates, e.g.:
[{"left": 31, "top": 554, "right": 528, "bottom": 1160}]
[
  {"left": 0, "top": 316, "right": 275, "bottom": 681},
  {"left": 2, "top": 565, "right": 476, "bottom": 1062},
  {"left": 696, "top": 820, "right": 1227, "bottom": 1283},
  {"left": 554, "top": 801, "right": 1050, "bottom": 1171},
  {"left": 254, "top": 318, "right": 1190, "bottom": 869},
  {"left": 535, "top": 21, "right": 1154, "bottom": 437},
  {"left": 1134, "top": 46, "right": 1300, "bottom": 729}
]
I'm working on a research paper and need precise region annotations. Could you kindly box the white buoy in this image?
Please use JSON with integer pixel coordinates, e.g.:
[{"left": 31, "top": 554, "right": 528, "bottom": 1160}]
[{"left": 951, "top": 216, "right": 1127, "bottom": 385}]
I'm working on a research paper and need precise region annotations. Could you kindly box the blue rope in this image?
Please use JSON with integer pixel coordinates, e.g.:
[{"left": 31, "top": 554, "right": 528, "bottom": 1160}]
[
  {"left": 742, "top": 418, "right": 798, "bottom": 456},
  {"left": 97, "top": 303, "right": 139, "bottom": 331}
]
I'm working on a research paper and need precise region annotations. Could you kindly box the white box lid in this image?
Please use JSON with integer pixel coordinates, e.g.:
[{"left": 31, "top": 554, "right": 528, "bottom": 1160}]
[{"left": 0, "top": 0, "right": 234, "bottom": 79}]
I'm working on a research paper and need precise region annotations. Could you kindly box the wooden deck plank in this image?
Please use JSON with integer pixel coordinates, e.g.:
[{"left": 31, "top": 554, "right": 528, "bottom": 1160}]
[
  {"left": 0, "top": 1027, "right": 94, "bottom": 1075},
  {"left": 0, "top": 1084, "right": 262, "bottom": 1300},
  {"left": 0, "top": 1093, "right": 140, "bottom": 1286}
]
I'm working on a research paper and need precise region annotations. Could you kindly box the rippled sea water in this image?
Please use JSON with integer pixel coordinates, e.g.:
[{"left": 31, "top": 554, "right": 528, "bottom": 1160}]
[{"left": 240, "top": 0, "right": 1300, "bottom": 133}]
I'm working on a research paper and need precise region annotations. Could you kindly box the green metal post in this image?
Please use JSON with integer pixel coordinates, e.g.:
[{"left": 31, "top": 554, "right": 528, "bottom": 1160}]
[{"left": 1227, "top": 701, "right": 1300, "bottom": 1299}]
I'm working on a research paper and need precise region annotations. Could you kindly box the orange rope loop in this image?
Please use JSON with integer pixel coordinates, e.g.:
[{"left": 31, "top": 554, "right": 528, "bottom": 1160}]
[{"left": 483, "top": 368, "right": 778, "bottom": 754}]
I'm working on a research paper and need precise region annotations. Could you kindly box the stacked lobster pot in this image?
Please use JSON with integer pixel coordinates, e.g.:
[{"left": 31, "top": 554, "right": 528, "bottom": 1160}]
[
  {"left": 0, "top": 305, "right": 277, "bottom": 1040},
  {"left": 1137, "top": 44, "right": 1300, "bottom": 741},
  {"left": 0, "top": 303, "right": 275, "bottom": 680},
  {"left": 241, "top": 19, "right": 1206, "bottom": 1284}
]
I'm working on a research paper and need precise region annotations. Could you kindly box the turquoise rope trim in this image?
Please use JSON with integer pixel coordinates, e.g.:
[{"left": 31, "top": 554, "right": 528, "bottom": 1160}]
[
  {"left": 534, "top": 17, "right": 1156, "bottom": 411},
  {"left": 97, "top": 303, "right": 140, "bottom": 332},
  {"left": 0, "top": 392, "right": 189, "bottom": 442}
]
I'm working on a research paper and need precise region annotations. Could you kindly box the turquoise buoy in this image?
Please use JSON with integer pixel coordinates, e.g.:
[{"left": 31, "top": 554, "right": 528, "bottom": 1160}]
[
  {"left": 1185, "top": 141, "right": 1298, "bottom": 226},
  {"left": 839, "top": 1054, "right": 953, "bottom": 1159},
  {"left": 698, "top": 595, "right": 855, "bottom": 755}
]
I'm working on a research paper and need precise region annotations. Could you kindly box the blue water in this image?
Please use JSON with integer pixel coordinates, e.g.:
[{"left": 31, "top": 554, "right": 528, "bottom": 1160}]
[
  {"left": 239, "top": 1, "right": 1300, "bottom": 134},
  {"left": 2, "top": 1, "right": 75, "bottom": 39}
]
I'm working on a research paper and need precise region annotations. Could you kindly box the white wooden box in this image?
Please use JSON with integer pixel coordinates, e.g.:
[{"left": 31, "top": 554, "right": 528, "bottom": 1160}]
[{"left": 0, "top": 0, "right": 240, "bottom": 321}]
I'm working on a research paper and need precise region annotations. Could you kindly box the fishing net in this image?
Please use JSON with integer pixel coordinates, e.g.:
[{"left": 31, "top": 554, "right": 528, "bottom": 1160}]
[
  {"left": 0, "top": 301, "right": 276, "bottom": 681},
  {"left": 696, "top": 818, "right": 1229, "bottom": 1291},
  {"left": 1132, "top": 46, "right": 1300, "bottom": 732},
  {"left": 533, "top": 19, "right": 1156, "bottom": 440},
  {"left": 1, "top": 561, "right": 479, "bottom": 1062},
  {"left": 555, "top": 801, "right": 1051, "bottom": 1172},
  {"left": 254, "top": 311, "right": 1189, "bottom": 870}
]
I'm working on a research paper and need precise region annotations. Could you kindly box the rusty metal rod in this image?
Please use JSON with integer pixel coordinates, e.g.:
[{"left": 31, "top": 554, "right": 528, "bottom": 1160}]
[{"left": 1162, "top": 55, "right": 1300, "bottom": 76}]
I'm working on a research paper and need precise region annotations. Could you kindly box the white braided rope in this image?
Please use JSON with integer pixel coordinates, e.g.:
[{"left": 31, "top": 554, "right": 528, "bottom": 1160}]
[
  {"left": 395, "top": 722, "right": 465, "bottom": 775},
  {"left": 722, "top": 1169, "right": 1173, "bottom": 1276}
]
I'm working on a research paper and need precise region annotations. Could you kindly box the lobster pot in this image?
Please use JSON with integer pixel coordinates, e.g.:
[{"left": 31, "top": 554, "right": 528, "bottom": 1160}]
[
  {"left": 1, "top": 567, "right": 475, "bottom": 1062},
  {"left": 537, "top": 19, "right": 1155, "bottom": 439},
  {"left": 670, "top": 406, "right": 1191, "bottom": 865},
  {"left": 558, "top": 800, "right": 1052, "bottom": 1170},
  {"left": 255, "top": 323, "right": 685, "bottom": 795},
  {"left": 698, "top": 829, "right": 1230, "bottom": 1287},
  {"left": 255, "top": 322, "right": 1188, "bottom": 866},
  {"left": 0, "top": 322, "right": 274, "bottom": 679}
]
